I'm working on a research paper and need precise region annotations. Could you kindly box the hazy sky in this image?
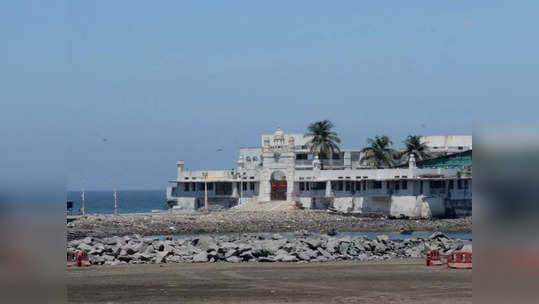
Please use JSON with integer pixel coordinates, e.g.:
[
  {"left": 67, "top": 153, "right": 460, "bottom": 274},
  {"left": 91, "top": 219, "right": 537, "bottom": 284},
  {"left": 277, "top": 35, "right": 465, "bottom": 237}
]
[{"left": 2, "top": 1, "right": 538, "bottom": 190}]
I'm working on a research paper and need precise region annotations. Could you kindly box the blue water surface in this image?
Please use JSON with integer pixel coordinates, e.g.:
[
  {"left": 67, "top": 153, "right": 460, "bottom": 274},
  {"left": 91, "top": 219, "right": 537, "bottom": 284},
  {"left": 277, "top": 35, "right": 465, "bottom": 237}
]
[
  {"left": 67, "top": 190, "right": 166, "bottom": 215},
  {"left": 148, "top": 232, "right": 472, "bottom": 241}
]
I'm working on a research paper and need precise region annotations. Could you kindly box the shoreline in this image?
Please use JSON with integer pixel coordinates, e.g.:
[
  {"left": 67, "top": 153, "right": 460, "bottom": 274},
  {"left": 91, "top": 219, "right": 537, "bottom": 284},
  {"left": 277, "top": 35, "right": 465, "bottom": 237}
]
[{"left": 67, "top": 210, "right": 472, "bottom": 241}]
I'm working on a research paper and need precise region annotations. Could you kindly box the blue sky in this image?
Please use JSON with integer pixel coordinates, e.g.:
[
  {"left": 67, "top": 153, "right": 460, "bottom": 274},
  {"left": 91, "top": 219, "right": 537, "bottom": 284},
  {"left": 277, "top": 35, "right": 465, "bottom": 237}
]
[{"left": 1, "top": 1, "right": 538, "bottom": 190}]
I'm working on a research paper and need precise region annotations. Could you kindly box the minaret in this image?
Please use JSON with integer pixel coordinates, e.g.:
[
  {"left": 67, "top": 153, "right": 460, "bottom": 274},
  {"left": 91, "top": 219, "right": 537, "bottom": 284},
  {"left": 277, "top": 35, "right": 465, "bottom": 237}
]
[{"left": 409, "top": 153, "right": 416, "bottom": 169}]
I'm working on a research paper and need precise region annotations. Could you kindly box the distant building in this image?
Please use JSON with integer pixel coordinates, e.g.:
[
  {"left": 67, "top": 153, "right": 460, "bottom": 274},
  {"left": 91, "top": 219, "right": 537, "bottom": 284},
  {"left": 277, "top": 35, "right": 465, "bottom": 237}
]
[
  {"left": 421, "top": 135, "right": 472, "bottom": 153},
  {"left": 167, "top": 128, "right": 472, "bottom": 218}
]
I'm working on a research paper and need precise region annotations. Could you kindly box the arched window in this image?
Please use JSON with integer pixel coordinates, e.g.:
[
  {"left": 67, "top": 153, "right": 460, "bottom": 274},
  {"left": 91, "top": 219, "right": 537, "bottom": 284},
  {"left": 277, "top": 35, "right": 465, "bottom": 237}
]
[
  {"left": 246, "top": 156, "right": 251, "bottom": 161},
  {"left": 253, "top": 156, "right": 258, "bottom": 161}
]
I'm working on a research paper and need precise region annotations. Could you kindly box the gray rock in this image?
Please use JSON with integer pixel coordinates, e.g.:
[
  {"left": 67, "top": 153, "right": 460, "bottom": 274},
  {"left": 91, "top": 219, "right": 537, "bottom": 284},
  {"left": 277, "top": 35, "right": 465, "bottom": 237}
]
[
  {"left": 373, "top": 241, "right": 388, "bottom": 254},
  {"left": 315, "top": 256, "right": 328, "bottom": 262},
  {"left": 271, "top": 233, "right": 283, "bottom": 240},
  {"left": 155, "top": 250, "right": 171, "bottom": 263},
  {"left": 78, "top": 243, "right": 93, "bottom": 252},
  {"left": 338, "top": 242, "right": 350, "bottom": 255},
  {"left": 226, "top": 256, "right": 243, "bottom": 263},
  {"left": 257, "top": 257, "right": 276, "bottom": 262},
  {"left": 166, "top": 255, "right": 182, "bottom": 263},
  {"left": 220, "top": 242, "right": 238, "bottom": 251},
  {"left": 276, "top": 253, "right": 298, "bottom": 262},
  {"left": 239, "top": 250, "right": 254, "bottom": 261},
  {"left": 304, "top": 238, "right": 323, "bottom": 249},
  {"left": 325, "top": 239, "right": 340, "bottom": 253},
  {"left": 89, "top": 255, "right": 105, "bottom": 265},
  {"left": 297, "top": 252, "right": 311, "bottom": 261},
  {"left": 103, "top": 255, "right": 116, "bottom": 262},
  {"left": 237, "top": 243, "right": 252, "bottom": 253},
  {"left": 261, "top": 240, "right": 284, "bottom": 255},
  {"left": 429, "top": 232, "right": 447, "bottom": 240},
  {"left": 81, "top": 237, "right": 94, "bottom": 245},
  {"left": 225, "top": 249, "right": 239, "bottom": 258},
  {"left": 104, "top": 260, "right": 122, "bottom": 266},
  {"left": 317, "top": 248, "right": 332, "bottom": 259},
  {"left": 118, "top": 255, "right": 133, "bottom": 262},
  {"left": 198, "top": 236, "right": 219, "bottom": 252},
  {"left": 461, "top": 244, "right": 472, "bottom": 252},
  {"left": 295, "top": 230, "right": 310, "bottom": 237},
  {"left": 193, "top": 251, "right": 209, "bottom": 263},
  {"left": 376, "top": 235, "right": 389, "bottom": 243},
  {"left": 139, "top": 252, "right": 154, "bottom": 262}
]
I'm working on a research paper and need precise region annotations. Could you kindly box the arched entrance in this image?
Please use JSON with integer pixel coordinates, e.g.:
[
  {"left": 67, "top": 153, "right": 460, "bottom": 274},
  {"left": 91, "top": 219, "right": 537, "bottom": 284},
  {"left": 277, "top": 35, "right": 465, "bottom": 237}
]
[{"left": 270, "top": 171, "right": 287, "bottom": 201}]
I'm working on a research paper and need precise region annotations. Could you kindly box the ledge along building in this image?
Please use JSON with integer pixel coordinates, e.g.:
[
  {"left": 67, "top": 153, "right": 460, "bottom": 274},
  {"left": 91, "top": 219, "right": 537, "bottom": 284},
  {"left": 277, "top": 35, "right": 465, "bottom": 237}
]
[{"left": 167, "top": 128, "right": 472, "bottom": 218}]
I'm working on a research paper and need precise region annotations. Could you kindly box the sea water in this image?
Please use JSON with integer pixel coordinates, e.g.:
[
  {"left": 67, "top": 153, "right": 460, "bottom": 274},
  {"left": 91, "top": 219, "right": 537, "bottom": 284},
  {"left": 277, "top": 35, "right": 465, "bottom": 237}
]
[{"left": 66, "top": 190, "right": 166, "bottom": 215}]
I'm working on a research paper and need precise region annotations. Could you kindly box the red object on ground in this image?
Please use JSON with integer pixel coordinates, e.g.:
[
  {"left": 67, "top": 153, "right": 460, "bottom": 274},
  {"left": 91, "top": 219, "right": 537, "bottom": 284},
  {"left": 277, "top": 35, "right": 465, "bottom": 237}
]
[
  {"left": 446, "top": 251, "right": 472, "bottom": 269},
  {"left": 76, "top": 250, "right": 89, "bottom": 267},
  {"left": 67, "top": 249, "right": 90, "bottom": 267},
  {"left": 426, "top": 249, "right": 444, "bottom": 266}
]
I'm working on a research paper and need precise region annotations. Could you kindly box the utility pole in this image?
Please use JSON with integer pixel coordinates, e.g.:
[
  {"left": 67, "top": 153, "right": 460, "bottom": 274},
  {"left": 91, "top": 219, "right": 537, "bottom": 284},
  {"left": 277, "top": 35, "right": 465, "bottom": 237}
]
[
  {"left": 113, "top": 186, "right": 118, "bottom": 215},
  {"left": 80, "top": 185, "right": 86, "bottom": 215},
  {"left": 202, "top": 172, "right": 208, "bottom": 212}
]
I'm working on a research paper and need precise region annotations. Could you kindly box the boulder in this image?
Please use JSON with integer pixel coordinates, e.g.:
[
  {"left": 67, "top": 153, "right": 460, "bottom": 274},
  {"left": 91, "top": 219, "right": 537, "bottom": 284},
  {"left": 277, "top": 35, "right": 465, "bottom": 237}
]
[
  {"left": 325, "top": 239, "right": 340, "bottom": 253},
  {"left": 139, "top": 252, "right": 154, "bottom": 262},
  {"left": 338, "top": 242, "right": 350, "bottom": 255},
  {"left": 155, "top": 250, "right": 171, "bottom": 263},
  {"left": 297, "top": 252, "right": 312, "bottom": 261},
  {"left": 103, "top": 255, "right": 116, "bottom": 262},
  {"left": 373, "top": 241, "right": 388, "bottom": 254},
  {"left": 104, "top": 260, "right": 122, "bottom": 266},
  {"left": 304, "top": 238, "right": 323, "bottom": 249},
  {"left": 461, "top": 244, "right": 472, "bottom": 252},
  {"left": 239, "top": 251, "right": 254, "bottom": 261},
  {"left": 376, "top": 235, "right": 389, "bottom": 244},
  {"left": 117, "top": 255, "right": 133, "bottom": 262},
  {"left": 198, "top": 236, "right": 219, "bottom": 252},
  {"left": 237, "top": 243, "right": 252, "bottom": 253},
  {"left": 276, "top": 253, "right": 298, "bottom": 262},
  {"left": 429, "top": 232, "right": 448, "bottom": 240},
  {"left": 261, "top": 240, "right": 283, "bottom": 255},
  {"left": 226, "top": 256, "right": 243, "bottom": 263},
  {"left": 78, "top": 243, "right": 93, "bottom": 252},
  {"left": 89, "top": 255, "right": 105, "bottom": 265},
  {"left": 225, "top": 249, "right": 239, "bottom": 258},
  {"left": 271, "top": 234, "right": 283, "bottom": 240},
  {"left": 166, "top": 255, "right": 182, "bottom": 263},
  {"left": 81, "top": 237, "right": 94, "bottom": 245},
  {"left": 317, "top": 248, "right": 333, "bottom": 259},
  {"left": 193, "top": 251, "right": 209, "bottom": 263}
]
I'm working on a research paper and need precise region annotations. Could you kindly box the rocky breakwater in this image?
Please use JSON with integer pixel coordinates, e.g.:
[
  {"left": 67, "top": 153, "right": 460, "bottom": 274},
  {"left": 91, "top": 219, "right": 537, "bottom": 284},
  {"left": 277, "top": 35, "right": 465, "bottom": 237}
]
[{"left": 67, "top": 232, "right": 472, "bottom": 266}]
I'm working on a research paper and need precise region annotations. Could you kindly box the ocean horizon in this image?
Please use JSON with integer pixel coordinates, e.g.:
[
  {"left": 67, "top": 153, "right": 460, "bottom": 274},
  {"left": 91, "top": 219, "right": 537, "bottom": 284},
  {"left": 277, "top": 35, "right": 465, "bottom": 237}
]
[{"left": 67, "top": 190, "right": 167, "bottom": 215}]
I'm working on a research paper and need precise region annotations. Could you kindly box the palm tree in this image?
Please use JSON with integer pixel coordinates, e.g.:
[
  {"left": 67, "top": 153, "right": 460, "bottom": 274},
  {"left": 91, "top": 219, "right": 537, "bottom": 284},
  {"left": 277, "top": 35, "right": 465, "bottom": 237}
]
[
  {"left": 402, "top": 135, "right": 430, "bottom": 160},
  {"left": 361, "top": 136, "right": 398, "bottom": 168},
  {"left": 304, "top": 120, "right": 341, "bottom": 159}
]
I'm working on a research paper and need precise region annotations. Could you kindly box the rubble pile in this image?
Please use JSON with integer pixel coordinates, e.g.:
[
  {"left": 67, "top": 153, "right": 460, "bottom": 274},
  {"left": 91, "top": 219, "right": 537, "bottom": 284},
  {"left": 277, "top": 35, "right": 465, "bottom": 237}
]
[{"left": 67, "top": 231, "right": 472, "bottom": 266}]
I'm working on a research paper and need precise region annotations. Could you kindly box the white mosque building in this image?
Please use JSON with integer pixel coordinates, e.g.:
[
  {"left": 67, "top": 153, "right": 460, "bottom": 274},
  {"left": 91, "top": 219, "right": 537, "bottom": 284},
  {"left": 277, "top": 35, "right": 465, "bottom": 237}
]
[{"left": 166, "top": 128, "right": 472, "bottom": 218}]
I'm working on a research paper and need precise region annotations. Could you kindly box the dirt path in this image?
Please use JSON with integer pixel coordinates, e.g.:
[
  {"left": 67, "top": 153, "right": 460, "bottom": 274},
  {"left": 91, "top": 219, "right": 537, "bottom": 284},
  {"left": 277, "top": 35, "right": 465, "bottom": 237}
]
[{"left": 67, "top": 259, "right": 471, "bottom": 303}]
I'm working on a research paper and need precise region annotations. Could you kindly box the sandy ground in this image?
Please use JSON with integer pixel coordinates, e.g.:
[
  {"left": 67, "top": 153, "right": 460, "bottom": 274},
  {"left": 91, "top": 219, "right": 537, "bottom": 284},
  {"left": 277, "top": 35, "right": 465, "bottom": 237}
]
[{"left": 67, "top": 259, "right": 471, "bottom": 303}]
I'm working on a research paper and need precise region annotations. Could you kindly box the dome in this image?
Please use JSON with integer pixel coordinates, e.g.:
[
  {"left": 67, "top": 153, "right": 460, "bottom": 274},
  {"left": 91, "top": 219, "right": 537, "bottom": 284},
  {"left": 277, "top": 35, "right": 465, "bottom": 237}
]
[{"left": 274, "top": 128, "right": 284, "bottom": 136}]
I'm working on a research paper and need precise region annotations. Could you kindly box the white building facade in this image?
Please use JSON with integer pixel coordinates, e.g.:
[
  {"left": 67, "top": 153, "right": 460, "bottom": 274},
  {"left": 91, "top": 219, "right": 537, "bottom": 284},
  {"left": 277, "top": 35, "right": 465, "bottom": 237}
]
[{"left": 167, "top": 128, "right": 472, "bottom": 218}]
